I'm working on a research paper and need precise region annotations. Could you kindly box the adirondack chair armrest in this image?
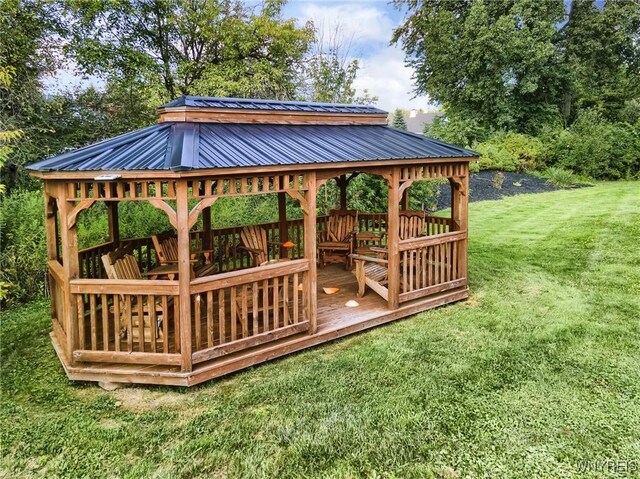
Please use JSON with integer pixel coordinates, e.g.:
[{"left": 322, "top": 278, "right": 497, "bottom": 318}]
[
  {"left": 239, "top": 245, "right": 263, "bottom": 254},
  {"left": 349, "top": 254, "right": 388, "bottom": 265}
]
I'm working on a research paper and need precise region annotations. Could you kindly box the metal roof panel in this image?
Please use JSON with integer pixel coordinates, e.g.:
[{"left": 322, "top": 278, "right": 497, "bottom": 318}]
[{"left": 28, "top": 123, "right": 478, "bottom": 173}]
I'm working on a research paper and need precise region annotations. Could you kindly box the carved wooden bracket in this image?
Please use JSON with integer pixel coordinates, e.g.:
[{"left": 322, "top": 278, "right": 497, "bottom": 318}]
[
  {"left": 149, "top": 199, "right": 178, "bottom": 229},
  {"left": 449, "top": 176, "right": 467, "bottom": 196},
  {"left": 66, "top": 199, "right": 96, "bottom": 229},
  {"left": 188, "top": 197, "right": 218, "bottom": 229},
  {"left": 398, "top": 179, "right": 414, "bottom": 198},
  {"left": 286, "top": 190, "right": 309, "bottom": 214}
]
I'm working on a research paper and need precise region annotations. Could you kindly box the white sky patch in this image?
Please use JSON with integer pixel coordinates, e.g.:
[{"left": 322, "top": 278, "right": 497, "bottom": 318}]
[
  {"left": 353, "top": 46, "right": 436, "bottom": 112},
  {"left": 288, "top": 1, "right": 436, "bottom": 112},
  {"left": 297, "top": 3, "right": 395, "bottom": 49}
]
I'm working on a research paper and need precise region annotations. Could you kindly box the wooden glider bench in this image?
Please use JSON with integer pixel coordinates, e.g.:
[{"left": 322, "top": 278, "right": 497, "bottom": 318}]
[{"left": 350, "top": 248, "right": 390, "bottom": 301}]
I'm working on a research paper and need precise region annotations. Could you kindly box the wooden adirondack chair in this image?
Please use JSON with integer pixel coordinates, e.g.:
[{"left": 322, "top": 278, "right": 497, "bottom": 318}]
[
  {"left": 239, "top": 225, "right": 281, "bottom": 267},
  {"left": 152, "top": 231, "right": 216, "bottom": 277},
  {"left": 399, "top": 210, "right": 427, "bottom": 240},
  {"left": 101, "top": 246, "right": 169, "bottom": 342},
  {"left": 318, "top": 209, "right": 358, "bottom": 269}
]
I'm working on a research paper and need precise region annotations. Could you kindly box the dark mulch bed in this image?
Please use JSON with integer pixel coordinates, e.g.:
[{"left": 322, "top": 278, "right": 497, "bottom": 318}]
[{"left": 435, "top": 170, "right": 586, "bottom": 210}]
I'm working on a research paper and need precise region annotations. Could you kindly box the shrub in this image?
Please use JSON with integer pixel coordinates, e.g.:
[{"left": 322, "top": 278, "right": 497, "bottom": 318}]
[
  {"left": 491, "top": 172, "right": 505, "bottom": 189},
  {"left": 543, "top": 110, "right": 640, "bottom": 180},
  {"left": 0, "top": 189, "right": 47, "bottom": 303},
  {"left": 474, "top": 132, "right": 545, "bottom": 172},
  {"left": 543, "top": 167, "right": 579, "bottom": 187}
]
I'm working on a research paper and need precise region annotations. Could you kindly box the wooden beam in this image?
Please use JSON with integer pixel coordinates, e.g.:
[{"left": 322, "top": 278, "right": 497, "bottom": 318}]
[
  {"left": 286, "top": 190, "right": 309, "bottom": 214},
  {"left": 188, "top": 197, "right": 217, "bottom": 229},
  {"left": 386, "top": 168, "right": 401, "bottom": 310},
  {"left": 107, "top": 201, "right": 120, "bottom": 243},
  {"left": 202, "top": 206, "right": 212, "bottom": 251},
  {"left": 303, "top": 172, "right": 318, "bottom": 334},
  {"left": 337, "top": 175, "right": 348, "bottom": 209},
  {"left": 176, "top": 180, "right": 192, "bottom": 372},
  {"left": 66, "top": 199, "right": 95, "bottom": 229},
  {"left": 149, "top": 199, "right": 178, "bottom": 229},
  {"left": 31, "top": 157, "right": 475, "bottom": 181},
  {"left": 157, "top": 107, "right": 389, "bottom": 125}
]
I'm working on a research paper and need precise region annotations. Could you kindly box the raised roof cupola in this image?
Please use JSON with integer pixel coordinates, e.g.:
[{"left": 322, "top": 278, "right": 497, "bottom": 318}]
[{"left": 157, "top": 96, "right": 389, "bottom": 125}]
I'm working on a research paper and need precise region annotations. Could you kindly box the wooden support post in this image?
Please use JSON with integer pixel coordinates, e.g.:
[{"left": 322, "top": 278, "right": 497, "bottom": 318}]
[
  {"left": 278, "top": 192, "right": 288, "bottom": 257},
  {"left": 338, "top": 174, "right": 347, "bottom": 209},
  {"left": 449, "top": 178, "right": 459, "bottom": 231},
  {"left": 387, "top": 168, "right": 401, "bottom": 310},
  {"left": 303, "top": 173, "right": 318, "bottom": 333},
  {"left": 459, "top": 168, "right": 469, "bottom": 281},
  {"left": 176, "top": 180, "right": 192, "bottom": 372},
  {"left": 43, "top": 182, "right": 58, "bottom": 262},
  {"left": 107, "top": 201, "right": 120, "bottom": 244},
  {"left": 202, "top": 206, "right": 212, "bottom": 251},
  {"left": 57, "top": 181, "right": 80, "bottom": 363}
]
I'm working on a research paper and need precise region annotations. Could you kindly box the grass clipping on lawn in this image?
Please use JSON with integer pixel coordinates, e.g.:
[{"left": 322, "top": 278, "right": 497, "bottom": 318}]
[{"left": 2, "top": 182, "right": 640, "bottom": 478}]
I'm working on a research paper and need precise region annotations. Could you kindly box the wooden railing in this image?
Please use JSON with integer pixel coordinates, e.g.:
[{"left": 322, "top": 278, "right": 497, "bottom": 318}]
[
  {"left": 78, "top": 241, "right": 115, "bottom": 279},
  {"left": 398, "top": 230, "right": 466, "bottom": 303},
  {"left": 69, "top": 279, "right": 181, "bottom": 365},
  {"left": 189, "top": 259, "right": 310, "bottom": 363},
  {"left": 77, "top": 213, "right": 449, "bottom": 280}
]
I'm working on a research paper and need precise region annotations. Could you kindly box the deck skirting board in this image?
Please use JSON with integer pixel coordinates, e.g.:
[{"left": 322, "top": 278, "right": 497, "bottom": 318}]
[{"left": 50, "top": 287, "right": 468, "bottom": 386}]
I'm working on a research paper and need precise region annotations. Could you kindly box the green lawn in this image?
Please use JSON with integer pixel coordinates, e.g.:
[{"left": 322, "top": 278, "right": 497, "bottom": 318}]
[{"left": 2, "top": 182, "right": 639, "bottom": 478}]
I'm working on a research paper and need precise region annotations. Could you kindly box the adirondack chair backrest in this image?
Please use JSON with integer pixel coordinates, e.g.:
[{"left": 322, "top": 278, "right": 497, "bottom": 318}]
[
  {"left": 327, "top": 210, "right": 358, "bottom": 242},
  {"left": 240, "top": 225, "right": 269, "bottom": 266},
  {"left": 102, "top": 247, "right": 143, "bottom": 280},
  {"left": 399, "top": 210, "right": 426, "bottom": 240},
  {"left": 152, "top": 232, "right": 178, "bottom": 264}
]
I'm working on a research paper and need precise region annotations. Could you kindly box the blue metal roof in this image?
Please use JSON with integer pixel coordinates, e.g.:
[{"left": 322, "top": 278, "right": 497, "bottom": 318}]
[
  {"left": 28, "top": 123, "right": 478, "bottom": 173},
  {"left": 161, "top": 96, "right": 387, "bottom": 115}
]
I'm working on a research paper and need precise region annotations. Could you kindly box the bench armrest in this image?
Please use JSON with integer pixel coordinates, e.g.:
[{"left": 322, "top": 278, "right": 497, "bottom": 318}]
[{"left": 349, "top": 254, "right": 388, "bottom": 265}]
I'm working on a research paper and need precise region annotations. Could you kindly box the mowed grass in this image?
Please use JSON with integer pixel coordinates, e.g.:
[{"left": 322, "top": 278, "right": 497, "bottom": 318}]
[{"left": 2, "top": 182, "right": 639, "bottom": 478}]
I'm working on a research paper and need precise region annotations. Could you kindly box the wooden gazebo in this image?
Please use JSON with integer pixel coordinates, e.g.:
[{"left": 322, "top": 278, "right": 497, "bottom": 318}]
[{"left": 28, "top": 96, "right": 477, "bottom": 387}]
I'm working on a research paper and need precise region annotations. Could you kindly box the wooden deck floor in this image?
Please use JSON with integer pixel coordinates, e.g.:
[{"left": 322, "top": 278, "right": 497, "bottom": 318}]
[{"left": 53, "top": 265, "right": 468, "bottom": 386}]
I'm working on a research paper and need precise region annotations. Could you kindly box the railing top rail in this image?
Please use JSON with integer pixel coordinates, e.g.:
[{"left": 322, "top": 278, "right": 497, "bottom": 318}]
[
  {"left": 78, "top": 240, "right": 116, "bottom": 254},
  {"left": 69, "top": 278, "right": 179, "bottom": 295},
  {"left": 190, "top": 258, "right": 309, "bottom": 291},
  {"left": 399, "top": 230, "right": 466, "bottom": 251}
]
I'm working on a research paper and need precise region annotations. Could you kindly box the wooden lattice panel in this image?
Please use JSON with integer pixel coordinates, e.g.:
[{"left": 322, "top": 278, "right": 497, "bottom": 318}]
[
  {"left": 400, "top": 162, "right": 468, "bottom": 181},
  {"left": 190, "top": 174, "right": 305, "bottom": 198},
  {"left": 67, "top": 180, "right": 177, "bottom": 201}
]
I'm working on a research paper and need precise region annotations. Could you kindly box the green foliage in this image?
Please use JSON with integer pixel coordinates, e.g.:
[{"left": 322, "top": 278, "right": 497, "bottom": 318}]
[
  {"left": 0, "top": 189, "right": 47, "bottom": 303},
  {"left": 543, "top": 167, "right": 579, "bottom": 187},
  {"left": 394, "top": 0, "right": 640, "bottom": 139},
  {"left": 474, "top": 132, "right": 545, "bottom": 172},
  {"left": 67, "top": 0, "right": 314, "bottom": 100},
  {"left": 425, "top": 114, "right": 490, "bottom": 148},
  {"left": 542, "top": 110, "right": 640, "bottom": 180},
  {"left": 2, "top": 183, "right": 640, "bottom": 477},
  {"left": 390, "top": 109, "right": 407, "bottom": 130}
]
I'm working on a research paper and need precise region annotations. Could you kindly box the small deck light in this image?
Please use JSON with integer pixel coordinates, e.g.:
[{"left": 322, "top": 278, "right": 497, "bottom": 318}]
[{"left": 94, "top": 174, "right": 122, "bottom": 181}]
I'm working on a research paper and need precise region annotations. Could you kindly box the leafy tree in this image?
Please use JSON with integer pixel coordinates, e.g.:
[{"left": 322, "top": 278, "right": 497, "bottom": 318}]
[
  {"left": 300, "top": 23, "right": 378, "bottom": 105},
  {"left": 390, "top": 109, "right": 407, "bottom": 130},
  {"left": 393, "top": 0, "right": 640, "bottom": 138},
  {"left": 66, "top": 0, "right": 314, "bottom": 100},
  {"left": 559, "top": 0, "right": 640, "bottom": 124}
]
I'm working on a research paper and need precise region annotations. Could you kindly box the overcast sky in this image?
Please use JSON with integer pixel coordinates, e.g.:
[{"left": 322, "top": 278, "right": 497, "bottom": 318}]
[{"left": 285, "top": 0, "right": 434, "bottom": 111}]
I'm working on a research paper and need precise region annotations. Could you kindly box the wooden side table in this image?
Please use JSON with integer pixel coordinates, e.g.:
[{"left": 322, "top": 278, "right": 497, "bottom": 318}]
[{"left": 355, "top": 231, "right": 385, "bottom": 256}]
